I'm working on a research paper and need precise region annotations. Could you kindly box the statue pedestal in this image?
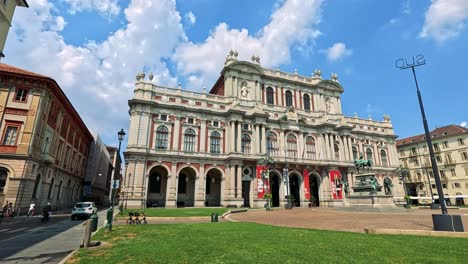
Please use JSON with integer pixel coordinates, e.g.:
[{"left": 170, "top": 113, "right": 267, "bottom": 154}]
[{"left": 346, "top": 173, "right": 396, "bottom": 208}]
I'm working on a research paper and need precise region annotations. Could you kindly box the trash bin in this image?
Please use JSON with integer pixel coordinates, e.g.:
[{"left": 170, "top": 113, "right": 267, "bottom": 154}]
[
  {"left": 90, "top": 213, "right": 99, "bottom": 232},
  {"left": 214, "top": 213, "right": 218, "bottom": 222},
  {"left": 211, "top": 213, "right": 215, "bottom": 222}
]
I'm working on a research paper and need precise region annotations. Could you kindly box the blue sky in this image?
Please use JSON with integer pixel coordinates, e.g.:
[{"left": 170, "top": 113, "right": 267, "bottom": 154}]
[{"left": 5, "top": 0, "right": 468, "bottom": 149}]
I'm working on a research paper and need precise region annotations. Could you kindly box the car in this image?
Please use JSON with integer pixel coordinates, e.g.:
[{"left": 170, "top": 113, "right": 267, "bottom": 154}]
[{"left": 71, "top": 202, "right": 97, "bottom": 220}]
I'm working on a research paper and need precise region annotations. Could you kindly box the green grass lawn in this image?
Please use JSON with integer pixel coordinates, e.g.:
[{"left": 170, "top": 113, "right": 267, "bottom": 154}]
[
  {"left": 71, "top": 222, "right": 468, "bottom": 264},
  {"left": 120, "top": 208, "right": 230, "bottom": 217}
]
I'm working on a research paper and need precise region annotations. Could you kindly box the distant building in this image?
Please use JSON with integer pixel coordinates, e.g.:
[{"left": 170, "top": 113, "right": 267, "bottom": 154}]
[
  {"left": 0, "top": 63, "right": 93, "bottom": 213},
  {"left": 0, "top": 0, "right": 29, "bottom": 58},
  {"left": 83, "top": 132, "right": 112, "bottom": 205},
  {"left": 396, "top": 125, "right": 468, "bottom": 205},
  {"left": 123, "top": 51, "right": 402, "bottom": 209}
]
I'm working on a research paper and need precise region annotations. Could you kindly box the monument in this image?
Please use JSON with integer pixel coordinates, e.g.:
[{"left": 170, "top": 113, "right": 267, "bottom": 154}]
[{"left": 345, "top": 155, "right": 396, "bottom": 208}]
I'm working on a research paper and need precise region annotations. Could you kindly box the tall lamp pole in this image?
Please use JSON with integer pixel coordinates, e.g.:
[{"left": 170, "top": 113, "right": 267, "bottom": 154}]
[{"left": 105, "top": 128, "right": 125, "bottom": 232}]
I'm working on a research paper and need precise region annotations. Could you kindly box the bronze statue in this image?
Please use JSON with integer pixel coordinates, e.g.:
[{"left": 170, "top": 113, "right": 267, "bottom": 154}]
[
  {"left": 354, "top": 155, "right": 372, "bottom": 173},
  {"left": 383, "top": 177, "right": 392, "bottom": 195},
  {"left": 369, "top": 176, "right": 378, "bottom": 194}
]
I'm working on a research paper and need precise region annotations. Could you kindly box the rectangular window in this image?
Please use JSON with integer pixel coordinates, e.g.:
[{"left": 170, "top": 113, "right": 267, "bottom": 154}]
[
  {"left": 14, "top": 88, "right": 29, "bottom": 102},
  {"left": 436, "top": 156, "right": 442, "bottom": 163},
  {"left": 465, "top": 167, "right": 468, "bottom": 175},
  {"left": 429, "top": 171, "right": 433, "bottom": 178},
  {"left": 2, "top": 126, "right": 19, "bottom": 145},
  {"left": 160, "top": 114, "right": 167, "bottom": 121},
  {"left": 432, "top": 184, "right": 436, "bottom": 189},
  {"left": 443, "top": 141, "right": 449, "bottom": 148},
  {"left": 423, "top": 145, "right": 427, "bottom": 152},
  {"left": 187, "top": 118, "right": 194, "bottom": 124},
  {"left": 451, "top": 168, "right": 456, "bottom": 176},
  {"left": 411, "top": 147, "right": 417, "bottom": 155},
  {"left": 442, "top": 183, "right": 447, "bottom": 189},
  {"left": 212, "top": 121, "right": 219, "bottom": 127},
  {"left": 462, "top": 152, "right": 468, "bottom": 160},
  {"left": 458, "top": 138, "right": 465, "bottom": 146},
  {"left": 433, "top": 143, "right": 440, "bottom": 151},
  {"left": 439, "top": 170, "right": 446, "bottom": 179},
  {"left": 243, "top": 124, "right": 249, "bottom": 130},
  {"left": 413, "top": 159, "right": 419, "bottom": 166},
  {"left": 454, "top": 183, "right": 461, "bottom": 188}
]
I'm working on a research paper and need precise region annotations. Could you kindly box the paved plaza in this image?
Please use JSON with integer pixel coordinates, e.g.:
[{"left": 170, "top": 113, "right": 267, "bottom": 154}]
[{"left": 227, "top": 207, "right": 468, "bottom": 233}]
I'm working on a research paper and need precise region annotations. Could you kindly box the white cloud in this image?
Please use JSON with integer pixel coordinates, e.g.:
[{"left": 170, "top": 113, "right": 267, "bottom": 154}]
[
  {"left": 184, "top": 11, "right": 196, "bottom": 25},
  {"left": 324, "top": 43, "right": 352, "bottom": 62},
  {"left": 420, "top": 0, "right": 468, "bottom": 42},
  {"left": 64, "top": 0, "right": 121, "bottom": 16},
  {"left": 461, "top": 121, "right": 467, "bottom": 127},
  {"left": 173, "top": 0, "right": 323, "bottom": 89},
  {"left": 5, "top": 0, "right": 184, "bottom": 139},
  {"left": 401, "top": 0, "right": 411, "bottom": 15}
]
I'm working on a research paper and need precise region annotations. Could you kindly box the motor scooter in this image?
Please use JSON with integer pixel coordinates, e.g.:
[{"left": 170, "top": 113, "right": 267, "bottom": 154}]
[{"left": 40, "top": 210, "right": 50, "bottom": 222}]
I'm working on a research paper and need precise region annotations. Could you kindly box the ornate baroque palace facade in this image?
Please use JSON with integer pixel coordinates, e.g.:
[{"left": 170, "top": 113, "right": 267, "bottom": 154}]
[
  {"left": 396, "top": 125, "right": 468, "bottom": 205},
  {"left": 0, "top": 64, "right": 93, "bottom": 212},
  {"left": 124, "top": 51, "right": 402, "bottom": 209}
]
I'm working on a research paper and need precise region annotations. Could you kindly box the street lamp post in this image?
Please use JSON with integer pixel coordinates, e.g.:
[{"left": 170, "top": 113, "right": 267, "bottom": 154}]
[{"left": 105, "top": 128, "right": 125, "bottom": 232}]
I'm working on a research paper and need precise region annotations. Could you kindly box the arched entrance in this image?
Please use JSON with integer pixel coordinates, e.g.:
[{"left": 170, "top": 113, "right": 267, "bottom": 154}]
[
  {"left": 270, "top": 172, "right": 280, "bottom": 207},
  {"left": 205, "top": 168, "right": 222, "bottom": 206},
  {"left": 290, "top": 174, "right": 300, "bottom": 207},
  {"left": 32, "top": 174, "right": 42, "bottom": 200},
  {"left": 177, "top": 167, "right": 196, "bottom": 207},
  {"left": 309, "top": 174, "right": 320, "bottom": 207},
  {"left": 147, "top": 166, "right": 169, "bottom": 207}
]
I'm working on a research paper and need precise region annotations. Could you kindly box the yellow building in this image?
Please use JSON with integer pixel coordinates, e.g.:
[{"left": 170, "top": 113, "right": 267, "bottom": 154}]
[
  {"left": 0, "top": 63, "right": 93, "bottom": 214},
  {"left": 396, "top": 125, "right": 468, "bottom": 205},
  {"left": 0, "top": 0, "right": 28, "bottom": 58}
]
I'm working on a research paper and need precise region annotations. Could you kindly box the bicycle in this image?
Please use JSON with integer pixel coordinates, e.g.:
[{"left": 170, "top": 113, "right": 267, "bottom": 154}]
[
  {"left": 126, "top": 212, "right": 135, "bottom": 225},
  {"left": 134, "top": 212, "right": 141, "bottom": 224},
  {"left": 141, "top": 212, "right": 147, "bottom": 224}
]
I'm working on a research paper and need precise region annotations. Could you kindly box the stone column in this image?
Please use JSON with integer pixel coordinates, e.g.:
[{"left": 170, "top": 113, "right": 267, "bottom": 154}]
[
  {"left": 279, "top": 130, "right": 285, "bottom": 158},
  {"left": 253, "top": 124, "right": 259, "bottom": 154},
  {"left": 200, "top": 120, "right": 207, "bottom": 153},
  {"left": 172, "top": 118, "right": 180, "bottom": 151},
  {"left": 230, "top": 121, "right": 235, "bottom": 152},
  {"left": 298, "top": 133, "right": 304, "bottom": 159},
  {"left": 330, "top": 134, "right": 336, "bottom": 160},
  {"left": 324, "top": 134, "right": 330, "bottom": 160},
  {"left": 195, "top": 165, "right": 205, "bottom": 206},
  {"left": 237, "top": 122, "right": 242, "bottom": 153},
  {"left": 233, "top": 77, "right": 238, "bottom": 98},
  {"left": 220, "top": 176, "right": 226, "bottom": 206},
  {"left": 261, "top": 125, "right": 266, "bottom": 154},
  {"left": 225, "top": 123, "right": 230, "bottom": 153},
  {"left": 229, "top": 165, "right": 235, "bottom": 199},
  {"left": 342, "top": 136, "right": 348, "bottom": 161},
  {"left": 347, "top": 136, "right": 353, "bottom": 161},
  {"left": 236, "top": 165, "right": 242, "bottom": 199},
  {"left": 373, "top": 144, "right": 379, "bottom": 165}
]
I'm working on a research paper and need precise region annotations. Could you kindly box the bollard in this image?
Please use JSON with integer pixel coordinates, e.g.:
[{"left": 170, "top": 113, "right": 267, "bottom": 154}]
[
  {"left": 211, "top": 213, "right": 215, "bottom": 223},
  {"left": 214, "top": 213, "right": 218, "bottom": 222},
  {"left": 90, "top": 213, "right": 99, "bottom": 232}
]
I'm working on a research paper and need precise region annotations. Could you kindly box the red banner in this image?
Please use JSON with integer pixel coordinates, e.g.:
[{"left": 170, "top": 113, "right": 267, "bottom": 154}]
[
  {"left": 256, "top": 165, "right": 268, "bottom": 198},
  {"left": 303, "top": 169, "right": 310, "bottom": 200},
  {"left": 330, "top": 170, "right": 343, "bottom": 200}
]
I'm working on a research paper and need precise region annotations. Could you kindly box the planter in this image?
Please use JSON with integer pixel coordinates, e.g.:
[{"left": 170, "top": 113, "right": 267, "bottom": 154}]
[
  {"left": 308, "top": 203, "right": 312, "bottom": 208},
  {"left": 285, "top": 203, "right": 293, "bottom": 210}
]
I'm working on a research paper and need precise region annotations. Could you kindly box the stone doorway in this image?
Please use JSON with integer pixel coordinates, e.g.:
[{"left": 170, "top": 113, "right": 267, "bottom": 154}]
[
  {"left": 205, "top": 168, "right": 222, "bottom": 207},
  {"left": 147, "top": 166, "right": 169, "bottom": 207},
  {"left": 290, "top": 174, "right": 300, "bottom": 207},
  {"left": 309, "top": 174, "right": 320, "bottom": 207},
  {"left": 177, "top": 167, "right": 197, "bottom": 207},
  {"left": 242, "top": 181, "right": 250, "bottom": 207},
  {"left": 270, "top": 173, "right": 280, "bottom": 207}
]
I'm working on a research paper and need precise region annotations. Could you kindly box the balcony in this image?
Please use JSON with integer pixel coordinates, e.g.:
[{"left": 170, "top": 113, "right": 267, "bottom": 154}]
[
  {"left": 41, "top": 152, "right": 55, "bottom": 164},
  {"left": 444, "top": 160, "right": 456, "bottom": 166}
]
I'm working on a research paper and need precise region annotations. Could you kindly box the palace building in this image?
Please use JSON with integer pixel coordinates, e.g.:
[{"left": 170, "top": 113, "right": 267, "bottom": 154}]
[
  {"left": 123, "top": 51, "right": 403, "bottom": 209},
  {"left": 396, "top": 125, "right": 468, "bottom": 206}
]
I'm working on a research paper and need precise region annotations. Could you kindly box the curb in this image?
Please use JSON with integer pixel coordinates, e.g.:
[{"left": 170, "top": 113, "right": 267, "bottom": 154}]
[
  {"left": 364, "top": 228, "right": 468, "bottom": 238},
  {"left": 58, "top": 249, "right": 78, "bottom": 264}
]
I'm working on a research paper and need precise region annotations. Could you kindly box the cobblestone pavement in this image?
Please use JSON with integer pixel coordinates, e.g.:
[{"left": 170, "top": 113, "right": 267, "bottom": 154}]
[{"left": 227, "top": 207, "right": 468, "bottom": 233}]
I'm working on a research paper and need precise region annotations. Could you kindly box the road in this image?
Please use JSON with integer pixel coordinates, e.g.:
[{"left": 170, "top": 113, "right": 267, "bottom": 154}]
[{"left": 0, "top": 210, "right": 108, "bottom": 264}]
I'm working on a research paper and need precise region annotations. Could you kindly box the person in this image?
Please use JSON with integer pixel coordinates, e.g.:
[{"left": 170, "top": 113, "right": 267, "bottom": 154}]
[
  {"left": 28, "top": 202, "right": 36, "bottom": 217},
  {"left": 47, "top": 202, "right": 52, "bottom": 216},
  {"left": 7, "top": 202, "right": 13, "bottom": 218}
]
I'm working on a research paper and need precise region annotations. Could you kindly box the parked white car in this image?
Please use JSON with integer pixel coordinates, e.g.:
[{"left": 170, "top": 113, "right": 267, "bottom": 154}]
[{"left": 71, "top": 202, "right": 97, "bottom": 220}]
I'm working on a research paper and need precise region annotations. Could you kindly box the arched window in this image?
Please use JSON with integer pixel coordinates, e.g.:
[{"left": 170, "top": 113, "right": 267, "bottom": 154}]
[
  {"left": 352, "top": 146, "right": 358, "bottom": 161},
  {"left": 56, "top": 180, "right": 63, "bottom": 200},
  {"left": 267, "top": 132, "right": 278, "bottom": 156},
  {"left": 303, "top": 94, "right": 311, "bottom": 111},
  {"left": 366, "top": 148, "right": 373, "bottom": 162},
  {"left": 285, "top": 90, "right": 293, "bottom": 107},
  {"left": 241, "top": 134, "right": 251, "bottom": 154},
  {"left": 32, "top": 174, "right": 42, "bottom": 199},
  {"left": 48, "top": 178, "right": 55, "bottom": 199},
  {"left": 184, "top": 129, "right": 196, "bottom": 152},
  {"left": 210, "top": 131, "right": 221, "bottom": 154},
  {"left": 305, "top": 136, "right": 316, "bottom": 159},
  {"left": 287, "top": 134, "right": 297, "bottom": 158},
  {"left": 0, "top": 168, "right": 8, "bottom": 193},
  {"left": 156, "top": 126, "right": 168, "bottom": 150},
  {"left": 334, "top": 144, "right": 340, "bottom": 160},
  {"left": 266, "top": 87, "right": 274, "bottom": 104},
  {"left": 381, "top": 149, "right": 388, "bottom": 166}
]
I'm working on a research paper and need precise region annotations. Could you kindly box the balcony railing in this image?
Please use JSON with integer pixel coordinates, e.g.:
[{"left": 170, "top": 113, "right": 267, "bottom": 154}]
[{"left": 444, "top": 160, "right": 456, "bottom": 166}]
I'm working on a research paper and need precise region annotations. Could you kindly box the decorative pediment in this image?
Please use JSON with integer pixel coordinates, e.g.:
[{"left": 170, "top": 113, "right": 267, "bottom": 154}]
[
  {"left": 316, "top": 80, "right": 344, "bottom": 93},
  {"left": 225, "top": 61, "right": 264, "bottom": 75}
]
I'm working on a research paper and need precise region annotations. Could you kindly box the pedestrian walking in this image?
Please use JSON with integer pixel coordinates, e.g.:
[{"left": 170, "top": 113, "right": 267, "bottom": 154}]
[
  {"left": 7, "top": 202, "right": 13, "bottom": 218},
  {"left": 28, "top": 202, "right": 36, "bottom": 216}
]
